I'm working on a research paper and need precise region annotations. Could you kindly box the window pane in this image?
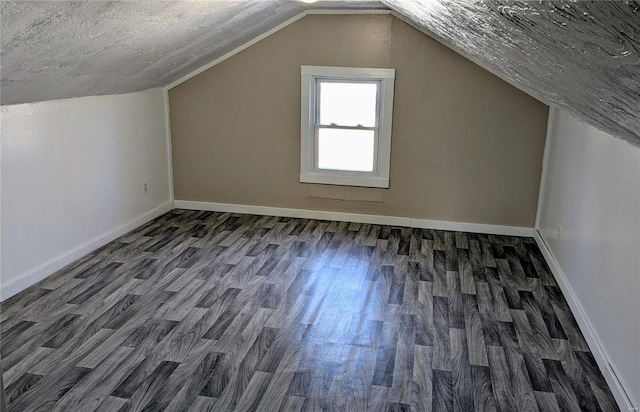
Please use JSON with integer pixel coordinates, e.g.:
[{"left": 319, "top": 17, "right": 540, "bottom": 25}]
[
  {"left": 319, "top": 81, "right": 377, "bottom": 127},
  {"left": 317, "top": 128, "right": 374, "bottom": 172}
]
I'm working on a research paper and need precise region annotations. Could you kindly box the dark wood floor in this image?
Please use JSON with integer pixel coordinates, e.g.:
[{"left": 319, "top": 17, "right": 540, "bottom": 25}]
[{"left": 0, "top": 210, "right": 619, "bottom": 411}]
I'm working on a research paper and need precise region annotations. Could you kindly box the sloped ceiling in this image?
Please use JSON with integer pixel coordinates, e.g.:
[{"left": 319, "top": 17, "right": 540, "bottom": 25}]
[
  {"left": 385, "top": 0, "right": 640, "bottom": 146},
  {"left": 0, "top": 1, "right": 384, "bottom": 105},
  {"left": 1, "top": 1, "right": 639, "bottom": 146}
]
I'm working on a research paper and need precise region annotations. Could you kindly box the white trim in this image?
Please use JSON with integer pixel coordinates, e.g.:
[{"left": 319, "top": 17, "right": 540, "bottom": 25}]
[
  {"left": 175, "top": 200, "right": 409, "bottom": 226},
  {"left": 378, "top": 71, "right": 395, "bottom": 184},
  {"left": 300, "top": 66, "right": 395, "bottom": 188},
  {"left": 301, "top": 65, "right": 395, "bottom": 78},
  {"left": 0, "top": 100, "right": 3, "bottom": 308},
  {"left": 533, "top": 230, "right": 635, "bottom": 412},
  {"left": 167, "top": 9, "right": 392, "bottom": 89},
  {"left": 301, "top": 71, "right": 312, "bottom": 181},
  {"left": 535, "top": 105, "right": 556, "bottom": 228},
  {"left": 0, "top": 201, "right": 173, "bottom": 302},
  {"left": 304, "top": 9, "right": 391, "bottom": 15},
  {"left": 173, "top": 200, "right": 534, "bottom": 237},
  {"left": 411, "top": 218, "right": 533, "bottom": 237},
  {"left": 163, "top": 88, "right": 175, "bottom": 204},
  {"left": 299, "top": 173, "right": 389, "bottom": 188}
]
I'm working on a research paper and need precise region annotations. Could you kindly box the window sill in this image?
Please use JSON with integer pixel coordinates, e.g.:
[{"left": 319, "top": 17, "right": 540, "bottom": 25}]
[{"left": 300, "top": 172, "right": 389, "bottom": 189}]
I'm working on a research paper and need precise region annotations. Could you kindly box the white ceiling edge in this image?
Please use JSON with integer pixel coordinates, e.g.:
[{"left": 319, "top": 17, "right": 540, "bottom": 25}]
[{"left": 167, "top": 9, "right": 393, "bottom": 90}]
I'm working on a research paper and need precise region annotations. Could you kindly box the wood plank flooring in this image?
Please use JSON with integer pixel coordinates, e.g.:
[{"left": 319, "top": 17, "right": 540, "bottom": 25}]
[{"left": 0, "top": 210, "right": 620, "bottom": 411}]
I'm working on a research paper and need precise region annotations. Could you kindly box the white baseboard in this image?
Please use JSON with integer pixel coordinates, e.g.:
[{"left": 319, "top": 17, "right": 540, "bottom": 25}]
[
  {"left": 173, "top": 200, "right": 534, "bottom": 237},
  {"left": 533, "top": 230, "right": 636, "bottom": 412},
  {"left": 174, "top": 200, "right": 411, "bottom": 226},
  {"left": 410, "top": 218, "right": 532, "bottom": 237},
  {"left": 0, "top": 201, "right": 174, "bottom": 302}
]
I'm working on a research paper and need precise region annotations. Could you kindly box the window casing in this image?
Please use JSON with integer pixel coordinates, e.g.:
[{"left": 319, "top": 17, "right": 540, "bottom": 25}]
[{"left": 300, "top": 66, "right": 395, "bottom": 188}]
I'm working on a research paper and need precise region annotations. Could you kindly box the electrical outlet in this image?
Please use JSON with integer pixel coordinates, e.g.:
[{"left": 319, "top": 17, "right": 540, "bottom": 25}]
[
  {"left": 143, "top": 182, "right": 148, "bottom": 195},
  {"left": 556, "top": 224, "right": 563, "bottom": 240}
]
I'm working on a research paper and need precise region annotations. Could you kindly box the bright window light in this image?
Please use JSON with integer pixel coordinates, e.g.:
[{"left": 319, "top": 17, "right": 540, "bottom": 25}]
[
  {"left": 317, "top": 128, "right": 375, "bottom": 172},
  {"left": 319, "top": 82, "right": 377, "bottom": 127},
  {"left": 300, "top": 65, "right": 395, "bottom": 188}
]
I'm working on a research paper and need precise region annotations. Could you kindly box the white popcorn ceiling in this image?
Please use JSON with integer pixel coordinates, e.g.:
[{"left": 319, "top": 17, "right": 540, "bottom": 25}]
[
  {"left": 1, "top": 0, "right": 639, "bottom": 145},
  {"left": 0, "top": 1, "right": 384, "bottom": 104}
]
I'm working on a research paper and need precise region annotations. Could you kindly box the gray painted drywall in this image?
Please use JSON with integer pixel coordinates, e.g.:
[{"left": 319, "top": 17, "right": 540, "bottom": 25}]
[{"left": 1, "top": 0, "right": 638, "bottom": 145}]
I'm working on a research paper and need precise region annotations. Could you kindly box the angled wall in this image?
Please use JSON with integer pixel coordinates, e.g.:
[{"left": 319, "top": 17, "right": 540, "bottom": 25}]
[
  {"left": 537, "top": 107, "right": 640, "bottom": 410},
  {"left": 169, "top": 14, "right": 548, "bottom": 228},
  {"left": 0, "top": 88, "right": 173, "bottom": 300}
]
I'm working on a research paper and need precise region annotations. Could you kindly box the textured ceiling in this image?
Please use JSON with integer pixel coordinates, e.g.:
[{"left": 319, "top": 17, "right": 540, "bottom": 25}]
[
  {"left": 385, "top": 0, "right": 640, "bottom": 145},
  {"left": 0, "top": 1, "right": 383, "bottom": 105},
  {"left": 1, "top": 1, "right": 639, "bottom": 146}
]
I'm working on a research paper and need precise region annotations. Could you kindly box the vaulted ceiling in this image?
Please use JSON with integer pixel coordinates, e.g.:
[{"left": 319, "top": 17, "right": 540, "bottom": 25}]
[{"left": 1, "top": 1, "right": 639, "bottom": 146}]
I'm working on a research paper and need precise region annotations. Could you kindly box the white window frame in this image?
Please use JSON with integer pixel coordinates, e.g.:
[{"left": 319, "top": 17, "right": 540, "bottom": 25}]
[{"left": 300, "top": 65, "right": 395, "bottom": 188}]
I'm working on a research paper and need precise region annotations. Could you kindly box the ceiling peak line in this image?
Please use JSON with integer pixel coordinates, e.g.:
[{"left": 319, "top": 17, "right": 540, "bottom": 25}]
[{"left": 167, "top": 9, "right": 392, "bottom": 90}]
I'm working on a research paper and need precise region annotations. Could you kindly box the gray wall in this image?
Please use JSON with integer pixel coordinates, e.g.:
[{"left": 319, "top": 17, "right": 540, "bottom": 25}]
[{"left": 170, "top": 14, "right": 548, "bottom": 227}]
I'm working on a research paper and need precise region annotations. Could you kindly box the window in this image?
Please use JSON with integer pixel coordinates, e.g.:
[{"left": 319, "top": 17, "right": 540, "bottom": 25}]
[{"left": 300, "top": 66, "right": 395, "bottom": 188}]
